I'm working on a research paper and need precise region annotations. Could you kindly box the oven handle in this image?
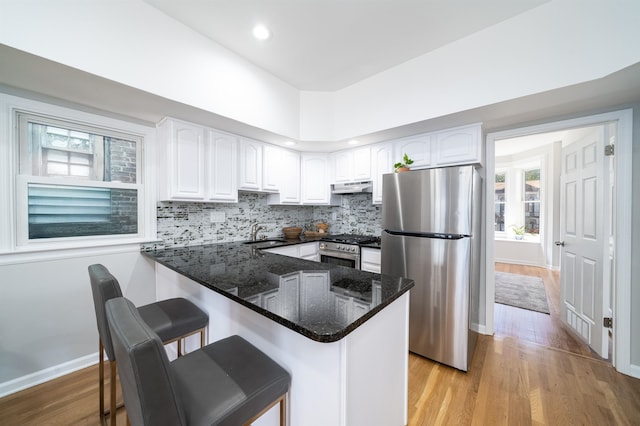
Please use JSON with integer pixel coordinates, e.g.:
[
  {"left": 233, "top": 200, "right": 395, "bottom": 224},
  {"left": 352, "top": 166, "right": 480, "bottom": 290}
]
[{"left": 319, "top": 250, "right": 360, "bottom": 261}]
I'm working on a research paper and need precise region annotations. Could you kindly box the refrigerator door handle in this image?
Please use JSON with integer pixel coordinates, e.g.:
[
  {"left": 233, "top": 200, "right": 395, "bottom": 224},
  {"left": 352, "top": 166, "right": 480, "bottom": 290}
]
[{"left": 384, "top": 229, "right": 468, "bottom": 240}]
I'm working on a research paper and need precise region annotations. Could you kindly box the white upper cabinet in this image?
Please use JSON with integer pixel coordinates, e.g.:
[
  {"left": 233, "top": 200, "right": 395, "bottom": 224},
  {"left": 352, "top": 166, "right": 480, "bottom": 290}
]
[
  {"left": 371, "top": 142, "right": 393, "bottom": 204},
  {"left": 432, "top": 124, "right": 482, "bottom": 166},
  {"left": 238, "top": 138, "right": 263, "bottom": 191},
  {"left": 393, "top": 134, "right": 432, "bottom": 170},
  {"left": 207, "top": 130, "right": 238, "bottom": 202},
  {"left": 158, "top": 118, "right": 237, "bottom": 202},
  {"left": 392, "top": 123, "right": 483, "bottom": 170},
  {"left": 262, "top": 144, "right": 282, "bottom": 192},
  {"left": 331, "top": 147, "right": 371, "bottom": 183},
  {"left": 301, "top": 153, "right": 340, "bottom": 205},
  {"left": 238, "top": 139, "right": 281, "bottom": 192},
  {"left": 267, "top": 147, "right": 301, "bottom": 204}
]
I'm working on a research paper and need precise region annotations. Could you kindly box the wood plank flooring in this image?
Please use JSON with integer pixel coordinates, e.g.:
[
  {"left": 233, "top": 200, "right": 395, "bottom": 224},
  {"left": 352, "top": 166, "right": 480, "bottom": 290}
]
[
  {"left": 494, "top": 262, "right": 599, "bottom": 359},
  {"left": 2, "top": 263, "right": 639, "bottom": 425}
]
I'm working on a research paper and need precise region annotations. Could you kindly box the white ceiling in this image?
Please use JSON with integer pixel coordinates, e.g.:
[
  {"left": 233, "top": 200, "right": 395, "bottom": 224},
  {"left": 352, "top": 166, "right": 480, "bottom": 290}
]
[{"left": 143, "top": 0, "right": 549, "bottom": 91}]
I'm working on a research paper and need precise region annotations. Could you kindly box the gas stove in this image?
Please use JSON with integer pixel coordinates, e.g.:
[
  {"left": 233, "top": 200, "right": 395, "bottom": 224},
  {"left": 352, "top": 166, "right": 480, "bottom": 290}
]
[
  {"left": 320, "top": 234, "right": 378, "bottom": 245},
  {"left": 318, "top": 234, "right": 379, "bottom": 270}
]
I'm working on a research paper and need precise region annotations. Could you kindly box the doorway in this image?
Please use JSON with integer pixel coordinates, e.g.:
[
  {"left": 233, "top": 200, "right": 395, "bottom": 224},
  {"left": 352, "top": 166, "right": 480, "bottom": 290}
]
[
  {"left": 492, "top": 127, "right": 604, "bottom": 359},
  {"left": 484, "top": 109, "right": 634, "bottom": 377}
]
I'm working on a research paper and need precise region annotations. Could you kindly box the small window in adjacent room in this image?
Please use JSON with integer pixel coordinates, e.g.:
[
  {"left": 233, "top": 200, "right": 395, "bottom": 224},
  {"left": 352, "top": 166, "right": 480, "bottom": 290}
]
[
  {"left": 494, "top": 172, "right": 506, "bottom": 232},
  {"left": 523, "top": 168, "right": 541, "bottom": 235},
  {"left": 17, "top": 112, "right": 143, "bottom": 242}
]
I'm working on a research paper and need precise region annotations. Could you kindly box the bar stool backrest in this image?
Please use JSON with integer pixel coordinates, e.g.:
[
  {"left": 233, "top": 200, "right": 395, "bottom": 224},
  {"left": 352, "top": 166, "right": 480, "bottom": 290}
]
[
  {"left": 106, "top": 297, "right": 186, "bottom": 426},
  {"left": 88, "top": 264, "right": 123, "bottom": 361}
]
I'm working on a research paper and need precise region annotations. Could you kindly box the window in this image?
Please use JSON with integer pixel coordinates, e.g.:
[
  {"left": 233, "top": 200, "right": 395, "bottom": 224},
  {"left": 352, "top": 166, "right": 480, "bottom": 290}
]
[
  {"left": 494, "top": 163, "right": 542, "bottom": 240},
  {"left": 523, "top": 168, "right": 540, "bottom": 235},
  {"left": 17, "top": 112, "right": 143, "bottom": 243},
  {"left": 494, "top": 172, "right": 506, "bottom": 232}
]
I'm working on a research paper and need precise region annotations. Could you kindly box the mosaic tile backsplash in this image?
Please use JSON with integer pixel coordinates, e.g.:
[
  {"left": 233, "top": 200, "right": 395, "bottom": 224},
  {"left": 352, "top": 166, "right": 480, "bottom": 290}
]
[{"left": 153, "top": 191, "right": 382, "bottom": 248}]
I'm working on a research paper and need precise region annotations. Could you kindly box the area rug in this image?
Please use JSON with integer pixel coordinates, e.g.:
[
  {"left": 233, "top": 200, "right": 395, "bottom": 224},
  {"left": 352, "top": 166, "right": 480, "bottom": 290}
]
[{"left": 495, "top": 272, "right": 550, "bottom": 314}]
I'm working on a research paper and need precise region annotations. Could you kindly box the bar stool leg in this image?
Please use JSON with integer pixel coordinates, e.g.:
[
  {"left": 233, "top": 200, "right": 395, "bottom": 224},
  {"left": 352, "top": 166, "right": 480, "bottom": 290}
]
[
  {"left": 99, "top": 339, "right": 105, "bottom": 419},
  {"left": 110, "top": 361, "right": 117, "bottom": 426}
]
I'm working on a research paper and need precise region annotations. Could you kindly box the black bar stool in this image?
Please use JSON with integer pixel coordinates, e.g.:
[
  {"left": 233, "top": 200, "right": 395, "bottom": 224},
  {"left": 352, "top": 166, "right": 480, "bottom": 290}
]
[
  {"left": 88, "top": 264, "right": 209, "bottom": 426},
  {"left": 106, "top": 297, "right": 290, "bottom": 426}
]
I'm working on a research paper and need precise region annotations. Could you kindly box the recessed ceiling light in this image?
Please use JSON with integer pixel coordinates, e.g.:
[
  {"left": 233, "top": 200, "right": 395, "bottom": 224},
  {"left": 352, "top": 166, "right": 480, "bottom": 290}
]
[
  {"left": 348, "top": 140, "right": 359, "bottom": 145},
  {"left": 253, "top": 25, "right": 271, "bottom": 41}
]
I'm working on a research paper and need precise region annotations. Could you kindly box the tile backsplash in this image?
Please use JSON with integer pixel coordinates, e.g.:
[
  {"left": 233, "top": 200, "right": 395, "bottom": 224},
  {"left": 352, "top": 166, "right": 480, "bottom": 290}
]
[{"left": 153, "top": 192, "right": 382, "bottom": 248}]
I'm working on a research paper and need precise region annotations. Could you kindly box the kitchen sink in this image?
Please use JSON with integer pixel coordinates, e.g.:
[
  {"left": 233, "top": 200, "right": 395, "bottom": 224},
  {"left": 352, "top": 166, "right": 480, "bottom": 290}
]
[{"left": 242, "top": 239, "right": 287, "bottom": 247}]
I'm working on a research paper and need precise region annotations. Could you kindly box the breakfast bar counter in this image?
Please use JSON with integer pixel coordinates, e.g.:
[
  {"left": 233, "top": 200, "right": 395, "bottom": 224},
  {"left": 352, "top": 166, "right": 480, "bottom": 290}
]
[{"left": 142, "top": 242, "right": 413, "bottom": 426}]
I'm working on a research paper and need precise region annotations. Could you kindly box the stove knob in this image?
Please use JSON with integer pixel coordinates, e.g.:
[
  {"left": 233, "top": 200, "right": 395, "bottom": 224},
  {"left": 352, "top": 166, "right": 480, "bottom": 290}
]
[
  {"left": 351, "top": 247, "right": 356, "bottom": 252},
  {"left": 337, "top": 245, "right": 342, "bottom": 251}
]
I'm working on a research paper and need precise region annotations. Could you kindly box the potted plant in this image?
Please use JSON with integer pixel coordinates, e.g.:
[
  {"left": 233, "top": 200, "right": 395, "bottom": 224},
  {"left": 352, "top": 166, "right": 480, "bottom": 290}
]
[
  {"left": 394, "top": 153, "right": 414, "bottom": 173},
  {"left": 511, "top": 225, "right": 526, "bottom": 240}
]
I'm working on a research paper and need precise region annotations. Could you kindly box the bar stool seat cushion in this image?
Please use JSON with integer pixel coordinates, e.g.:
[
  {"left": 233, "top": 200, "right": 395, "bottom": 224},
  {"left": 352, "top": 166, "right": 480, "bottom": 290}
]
[
  {"left": 137, "top": 298, "right": 208, "bottom": 343},
  {"left": 173, "top": 335, "right": 290, "bottom": 426}
]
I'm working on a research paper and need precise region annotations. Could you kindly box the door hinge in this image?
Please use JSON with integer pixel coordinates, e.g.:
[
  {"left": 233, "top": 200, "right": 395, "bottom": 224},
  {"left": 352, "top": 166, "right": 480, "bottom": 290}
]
[
  {"left": 605, "top": 144, "right": 615, "bottom": 156},
  {"left": 603, "top": 317, "right": 613, "bottom": 328}
]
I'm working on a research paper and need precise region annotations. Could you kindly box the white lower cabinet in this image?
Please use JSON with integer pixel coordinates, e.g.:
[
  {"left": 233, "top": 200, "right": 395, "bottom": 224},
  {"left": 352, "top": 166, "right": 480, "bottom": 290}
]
[
  {"left": 297, "top": 242, "right": 319, "bottom": 261},
  {"left": 360, "top": 247, "right": 381, "bottom": 273},
  {"left": 263, "top": 244, "right": 298, "bottom": 258},
  {"left": 263, "top": 242, "right": 318, "bottom": 259}
]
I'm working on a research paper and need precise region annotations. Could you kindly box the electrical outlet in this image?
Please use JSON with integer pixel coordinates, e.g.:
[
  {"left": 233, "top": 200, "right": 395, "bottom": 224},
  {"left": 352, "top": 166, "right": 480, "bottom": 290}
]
[
  {"left": 331, "top": 212, "right": 337, "bottom": 221},
  {"left": 209, "top": 212, "right": 225, "bottom": 223}
]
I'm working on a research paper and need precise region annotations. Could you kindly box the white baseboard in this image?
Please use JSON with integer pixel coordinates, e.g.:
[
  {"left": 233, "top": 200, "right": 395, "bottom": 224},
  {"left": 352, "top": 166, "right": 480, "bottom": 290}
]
[{"left": 0, "top": 352, "right": 98, "bottom": 398}]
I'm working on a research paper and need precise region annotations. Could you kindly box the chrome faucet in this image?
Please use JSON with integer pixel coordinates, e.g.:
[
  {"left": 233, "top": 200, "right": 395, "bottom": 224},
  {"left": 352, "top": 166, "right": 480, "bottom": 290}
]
[{"left": 251, "top": 223, "right": 265, "bottom": 241}]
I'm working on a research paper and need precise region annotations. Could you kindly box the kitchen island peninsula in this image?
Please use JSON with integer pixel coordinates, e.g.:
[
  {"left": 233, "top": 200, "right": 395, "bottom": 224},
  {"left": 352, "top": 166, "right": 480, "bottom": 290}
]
[{"left": 142, "top": 242, "right": 413, "bottom": 426}]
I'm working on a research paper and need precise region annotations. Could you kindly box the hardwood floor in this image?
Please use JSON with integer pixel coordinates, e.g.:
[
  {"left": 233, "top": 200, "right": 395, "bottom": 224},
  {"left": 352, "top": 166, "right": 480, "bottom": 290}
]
[
  {"left": 494, "top": 262, "right": 599, "bottom": 359},
  {"left": 2, "top": 263, "right": 639, "bottom": 425}
]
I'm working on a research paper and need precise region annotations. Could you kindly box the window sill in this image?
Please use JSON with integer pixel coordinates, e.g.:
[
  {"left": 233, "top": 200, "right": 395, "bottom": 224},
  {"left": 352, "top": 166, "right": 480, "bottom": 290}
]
[
  {"left": 494, "top": 236, "right": 541, "bottom": 244},
  {"left": 0, "top": 238, "right": 161, "bottom": 266}
]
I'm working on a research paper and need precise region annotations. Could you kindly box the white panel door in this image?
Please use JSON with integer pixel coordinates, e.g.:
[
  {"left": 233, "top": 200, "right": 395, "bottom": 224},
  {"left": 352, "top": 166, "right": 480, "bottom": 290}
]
[{"left": 559, "top": 127, "right": 607, "bottom": 357}]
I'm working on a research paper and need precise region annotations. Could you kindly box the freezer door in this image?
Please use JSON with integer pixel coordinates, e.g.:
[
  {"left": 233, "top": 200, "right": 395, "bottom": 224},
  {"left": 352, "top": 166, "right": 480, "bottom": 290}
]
[
  {"left": 382, "top": 231, "right": 471, "bottom": 370},
  {"left": 382, "top": 166, "right": 474, "bottom": 235}
]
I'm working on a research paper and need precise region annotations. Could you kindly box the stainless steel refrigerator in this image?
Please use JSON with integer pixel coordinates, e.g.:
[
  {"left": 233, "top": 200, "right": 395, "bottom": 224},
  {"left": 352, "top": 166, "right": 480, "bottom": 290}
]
[{"left": 381, "top": 165, "right": 482, "bottom": 371}]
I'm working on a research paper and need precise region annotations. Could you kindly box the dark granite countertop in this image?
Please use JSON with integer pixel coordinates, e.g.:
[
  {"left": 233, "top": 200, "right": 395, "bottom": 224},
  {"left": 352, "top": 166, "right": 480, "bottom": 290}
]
[{"left": 142, "top": 242, "right": 413, "bottom": 343}]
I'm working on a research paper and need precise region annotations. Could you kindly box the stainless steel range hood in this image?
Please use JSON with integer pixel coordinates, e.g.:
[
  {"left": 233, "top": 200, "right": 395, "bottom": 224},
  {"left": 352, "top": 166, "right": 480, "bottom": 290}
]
[{"left": 331, "top": 181, "right": 373, "bottom": 194}]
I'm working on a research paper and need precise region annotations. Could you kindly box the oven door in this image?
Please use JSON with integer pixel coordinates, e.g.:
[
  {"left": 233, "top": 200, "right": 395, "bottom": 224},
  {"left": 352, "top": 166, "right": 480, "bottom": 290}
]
[{"left": 319, "top": 250, "right": 360, "bottom": 269}]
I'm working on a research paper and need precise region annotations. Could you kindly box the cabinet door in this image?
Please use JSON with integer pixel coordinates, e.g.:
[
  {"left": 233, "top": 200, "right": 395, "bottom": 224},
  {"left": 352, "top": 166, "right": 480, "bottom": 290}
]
[
  {"left": 208, "top": 131, "right": 238, "bottom": 202},
  {"left": 298, "top": 242, "right": 319, "bottom": 261},
  {"left": 264, "top": 245, "right": 299, "bottom": 258},
  {"left": 361, "top": 247, "right": 381, "bottom": 273},
  {"left": 169, "top": 120, "right": 206, "bottom": 200},
  {"left": 433, "top": 124, "right": 482, "bottom": 166},
  {"left": 301, "top": 154, "right": 331, "bottom": 204},
  {"left": 371, "top": 143, "right": 393, "bottom": 204},
  {"left": 238, "top": 139, "right": 262, "bottom": 190},
  {"left": 352, "top": 147, "right": 371, "bottom": 180},
  {"left": 333, "top": 151, "right": 352, "bottom": 183},
  {"left": 262, "top": 145, "right": 281, "bottom": 192},
  {"left": 395, "top": 135, "right": 432, "bottom": 169},
  {"left": 279, "top": 149, "right": 301, "bottom": 203}
]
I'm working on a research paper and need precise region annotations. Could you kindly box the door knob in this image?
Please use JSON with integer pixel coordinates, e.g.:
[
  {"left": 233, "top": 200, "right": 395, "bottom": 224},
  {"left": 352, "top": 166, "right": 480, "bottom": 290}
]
[{"left": 554, "top": 241, "right": 565, "bottom": 247}]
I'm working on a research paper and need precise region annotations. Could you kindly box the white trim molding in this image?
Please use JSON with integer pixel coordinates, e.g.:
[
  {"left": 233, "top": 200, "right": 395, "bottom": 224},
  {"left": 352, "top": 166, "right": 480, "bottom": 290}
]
[{"left": 485, "top": 108, "right": 635, "bottom": 378}]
